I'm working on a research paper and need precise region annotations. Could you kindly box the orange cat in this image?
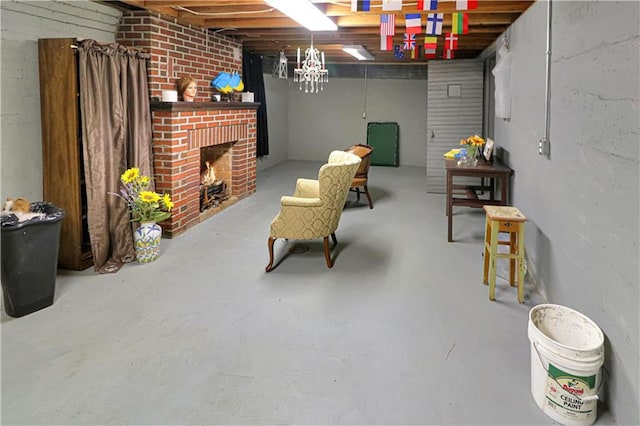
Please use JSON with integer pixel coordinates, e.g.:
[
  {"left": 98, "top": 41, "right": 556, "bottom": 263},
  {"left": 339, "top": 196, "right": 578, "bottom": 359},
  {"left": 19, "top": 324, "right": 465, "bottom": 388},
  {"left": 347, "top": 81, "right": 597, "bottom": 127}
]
[{"left": 3, "top": 197, "right": 31, "bottom": 214}]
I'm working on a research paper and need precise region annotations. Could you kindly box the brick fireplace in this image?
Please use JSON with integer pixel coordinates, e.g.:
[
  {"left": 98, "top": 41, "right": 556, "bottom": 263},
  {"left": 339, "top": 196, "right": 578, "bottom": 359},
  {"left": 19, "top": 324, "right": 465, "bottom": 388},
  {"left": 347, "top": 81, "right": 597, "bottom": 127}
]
[
  {"left": 117, "top": 11, "right": 259, "bottom": 237},
  {"left": 151, "top": 103, "right": 258, "bottom": 237}
]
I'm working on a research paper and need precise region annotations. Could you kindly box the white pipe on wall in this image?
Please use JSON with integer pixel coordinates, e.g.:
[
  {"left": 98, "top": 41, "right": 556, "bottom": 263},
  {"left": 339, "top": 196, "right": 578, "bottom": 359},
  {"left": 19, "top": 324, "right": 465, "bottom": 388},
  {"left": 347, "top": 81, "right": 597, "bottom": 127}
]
[{"left": 539, "top": 0, "right": 552, "bottom": 157}]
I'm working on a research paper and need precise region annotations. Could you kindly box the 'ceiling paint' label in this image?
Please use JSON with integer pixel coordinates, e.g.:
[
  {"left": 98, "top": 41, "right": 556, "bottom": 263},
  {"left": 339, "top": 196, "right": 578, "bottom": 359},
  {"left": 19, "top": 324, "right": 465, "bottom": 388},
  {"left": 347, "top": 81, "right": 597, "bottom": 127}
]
[{"left": 545, "top": 363, "right": 598, "bottom": 422}]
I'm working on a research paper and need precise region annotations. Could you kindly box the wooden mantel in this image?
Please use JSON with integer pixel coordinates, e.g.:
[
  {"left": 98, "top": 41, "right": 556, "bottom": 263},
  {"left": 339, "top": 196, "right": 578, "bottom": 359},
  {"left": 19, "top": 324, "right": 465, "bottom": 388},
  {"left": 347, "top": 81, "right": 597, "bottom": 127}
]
[{"left": 150, "top": 101, "right": 260, "bottom": 112}]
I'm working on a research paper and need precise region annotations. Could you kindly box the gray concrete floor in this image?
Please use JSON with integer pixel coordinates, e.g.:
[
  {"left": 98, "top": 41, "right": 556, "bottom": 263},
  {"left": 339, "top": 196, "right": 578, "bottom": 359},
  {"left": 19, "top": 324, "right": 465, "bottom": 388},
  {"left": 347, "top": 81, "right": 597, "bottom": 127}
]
[{"left": 1, "top": 161, "right": 616, "bottom": 425}]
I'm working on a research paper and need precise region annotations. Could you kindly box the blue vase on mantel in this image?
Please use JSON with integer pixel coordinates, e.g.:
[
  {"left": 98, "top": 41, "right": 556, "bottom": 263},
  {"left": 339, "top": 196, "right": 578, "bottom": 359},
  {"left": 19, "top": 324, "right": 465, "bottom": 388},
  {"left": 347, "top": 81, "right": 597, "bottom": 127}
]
[{"left": 133, "top": 222, "right": 162, "bottom": 263}]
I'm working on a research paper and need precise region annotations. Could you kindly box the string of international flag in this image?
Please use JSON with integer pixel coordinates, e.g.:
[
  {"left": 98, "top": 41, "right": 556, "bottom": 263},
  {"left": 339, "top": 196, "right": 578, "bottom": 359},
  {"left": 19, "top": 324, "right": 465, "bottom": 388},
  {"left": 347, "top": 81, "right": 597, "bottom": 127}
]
[{"left": 353, "top": 0, "right": 478, "bottom": 60}]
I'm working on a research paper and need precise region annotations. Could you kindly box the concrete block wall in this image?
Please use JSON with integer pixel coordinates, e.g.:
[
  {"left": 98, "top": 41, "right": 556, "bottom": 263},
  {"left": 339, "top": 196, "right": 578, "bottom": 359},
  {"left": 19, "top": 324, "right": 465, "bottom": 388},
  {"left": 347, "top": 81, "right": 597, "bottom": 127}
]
[
  {"left": 488, "top": 1, "right": 639, "bottom": 423},
  {"left": 286, "top": 77, "right": 428, "bottom": 166},
  {"left": 0, "top": 0, "right": 121, "bottom": 201}
]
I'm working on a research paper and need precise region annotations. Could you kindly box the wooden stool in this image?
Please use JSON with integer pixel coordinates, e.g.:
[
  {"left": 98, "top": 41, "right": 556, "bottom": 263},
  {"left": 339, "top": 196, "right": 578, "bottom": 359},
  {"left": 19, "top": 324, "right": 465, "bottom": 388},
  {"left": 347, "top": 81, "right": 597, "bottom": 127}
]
[{"left": 483, "top": 206, "right": 527, "bottom": 303}]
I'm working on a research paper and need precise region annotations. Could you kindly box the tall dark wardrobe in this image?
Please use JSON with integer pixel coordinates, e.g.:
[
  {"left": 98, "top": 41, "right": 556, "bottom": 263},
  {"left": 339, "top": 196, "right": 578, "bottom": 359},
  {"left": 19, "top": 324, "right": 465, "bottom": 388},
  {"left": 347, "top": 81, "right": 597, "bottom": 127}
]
[{"left": 38, "top": 38, "right": 92, "bottom": 270}]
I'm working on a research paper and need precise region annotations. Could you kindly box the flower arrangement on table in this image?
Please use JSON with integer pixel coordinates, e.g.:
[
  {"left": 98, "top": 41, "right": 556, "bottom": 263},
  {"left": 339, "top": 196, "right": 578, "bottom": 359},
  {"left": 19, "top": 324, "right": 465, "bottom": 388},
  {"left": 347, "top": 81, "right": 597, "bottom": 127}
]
[
  {"left": 460, "top": 135, "right": 486, "bottom": 160},
  {"left": 111, "top": 167, "right": 174, "bottom": 223}
]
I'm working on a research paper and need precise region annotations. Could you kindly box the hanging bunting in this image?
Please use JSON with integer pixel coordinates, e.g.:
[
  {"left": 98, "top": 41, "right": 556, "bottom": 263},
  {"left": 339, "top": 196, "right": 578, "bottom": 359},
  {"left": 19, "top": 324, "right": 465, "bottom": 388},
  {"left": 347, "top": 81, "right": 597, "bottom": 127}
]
[
  {"left": 381, "top": 35, "right": 393, "bottom": 51},
  {"left": 411, "top": 45, "right": 421, "bottom": 59},
  {"left": 403, "top": 33, "right": 417, "bottom": 51},
  {"left": 444, "top": 49, "right": 455, "bottom": 59},
  {"left": 382, "top": 0, "right": 403, "bottom": 11},
  {"left": 417, "top": 0, "right": 438, "bottom": 11},
  {"left": 455, "top": 0, "right": 477, "bottom": 10},
  {"left": 393, "top": 45, "right": 405, "bottom": 59},
  {"left": 444, "top": 32, "right": 459, "bottom": 50},
  {"left": 380, "top": 14, "right": 396, "bottom": 36},
  {"left": 452, "top": 12, "right": 469, "bottom": 34},
  {"left": 405, "top": 14, "right": 422, "bottom": 34},
  {"left": 424, "top": 36, "right": 437, "bottom": 59},
  {"left": 351, "top": 0, "right": 370, "bottom": 12},
  {"left": 424, "top": 36, "right": 438, "bottom": 51},
  {"left": 425, "top": 13, "right": 444, "bottom": 35}
]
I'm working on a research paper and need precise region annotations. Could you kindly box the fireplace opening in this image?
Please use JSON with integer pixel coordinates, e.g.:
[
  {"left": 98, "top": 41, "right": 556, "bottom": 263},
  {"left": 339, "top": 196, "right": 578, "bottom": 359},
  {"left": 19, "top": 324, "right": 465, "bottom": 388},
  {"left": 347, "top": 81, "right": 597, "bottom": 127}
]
[{"left": 199, "top": 144, "right": 232, "bottom": 211}]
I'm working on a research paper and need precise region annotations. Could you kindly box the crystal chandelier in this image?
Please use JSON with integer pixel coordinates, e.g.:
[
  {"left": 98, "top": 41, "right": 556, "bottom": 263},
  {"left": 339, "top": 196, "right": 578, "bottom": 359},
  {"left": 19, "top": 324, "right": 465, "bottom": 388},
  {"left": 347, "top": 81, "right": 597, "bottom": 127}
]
[{"left": 293, "top": 35, "right": 328, "bottom": 93}]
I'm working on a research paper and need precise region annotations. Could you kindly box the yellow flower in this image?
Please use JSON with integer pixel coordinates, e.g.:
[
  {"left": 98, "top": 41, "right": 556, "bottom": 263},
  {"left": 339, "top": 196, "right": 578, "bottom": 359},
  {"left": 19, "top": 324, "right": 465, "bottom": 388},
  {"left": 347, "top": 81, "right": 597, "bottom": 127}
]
[
  {"left": 121, "top": 167, "right": 140, "bottom": 184},
  {"left": 469, "top": 135, "right": 485, "bottom": 146},
  {"left": 139, "top": 191, "right": 161, "bottom": 203},
  {"left": 460, "top": 135, "right": 485, "bottom": 147},
  {"left": 111, "top": 166, "right": 172, "bottom": 223},
  {"left": 162, "top": 193, "right": 174, "bottom": 211}
]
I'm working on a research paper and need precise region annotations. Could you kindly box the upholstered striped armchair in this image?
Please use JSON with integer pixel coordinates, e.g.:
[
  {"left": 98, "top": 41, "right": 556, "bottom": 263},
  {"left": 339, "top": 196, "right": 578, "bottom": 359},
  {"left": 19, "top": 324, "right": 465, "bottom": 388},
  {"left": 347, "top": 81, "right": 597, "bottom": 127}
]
[{"left": 266, "top": 150, "right": 361, "bottom": 272}]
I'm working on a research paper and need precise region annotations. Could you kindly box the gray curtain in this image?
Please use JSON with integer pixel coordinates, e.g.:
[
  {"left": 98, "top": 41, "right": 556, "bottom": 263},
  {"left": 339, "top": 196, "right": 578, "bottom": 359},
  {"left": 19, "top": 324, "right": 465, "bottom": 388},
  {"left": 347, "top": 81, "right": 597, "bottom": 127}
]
[{"left": 77, "top": 40, "right": 153, "bottom": 273}]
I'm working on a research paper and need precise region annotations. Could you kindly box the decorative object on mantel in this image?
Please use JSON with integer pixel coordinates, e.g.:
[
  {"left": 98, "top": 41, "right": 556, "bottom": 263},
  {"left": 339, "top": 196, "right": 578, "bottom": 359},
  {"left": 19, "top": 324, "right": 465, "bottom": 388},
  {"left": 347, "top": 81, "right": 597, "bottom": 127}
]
[
  {"left": 458, "top": 134, "right": 485, "bottom": 166},
  {"left": 176, "top": 75, "right": 197, "bottom": 102},
  {"left": 210, "top": 71, "right": 244, "bottom": 102},
  {"left": 110, "top": 167, "right": 173, "bottom": 263},
  {"left": 293, "top": 34, "right": 329, "bottom": 93},
  {"left": 241, "top": 92, "right": 254, "bottom": 103},
  {"left": 161, "top": 89, "right": 178, "bottom": 102}
]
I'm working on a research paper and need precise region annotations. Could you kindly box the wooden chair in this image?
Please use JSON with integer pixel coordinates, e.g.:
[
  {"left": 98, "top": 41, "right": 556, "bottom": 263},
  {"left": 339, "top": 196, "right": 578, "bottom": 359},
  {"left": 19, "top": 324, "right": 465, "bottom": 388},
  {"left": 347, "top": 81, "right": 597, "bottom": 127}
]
[{"left": 345, "top": 143, "right": 374, "bottom": 209}]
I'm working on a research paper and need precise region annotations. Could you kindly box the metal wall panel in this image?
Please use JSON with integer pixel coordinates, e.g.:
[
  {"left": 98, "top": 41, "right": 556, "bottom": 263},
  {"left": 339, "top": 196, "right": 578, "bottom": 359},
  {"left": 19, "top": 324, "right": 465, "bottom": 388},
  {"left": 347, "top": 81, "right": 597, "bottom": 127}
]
[{"left": 426, "top": 60, "right": 484, "bottom": 193}]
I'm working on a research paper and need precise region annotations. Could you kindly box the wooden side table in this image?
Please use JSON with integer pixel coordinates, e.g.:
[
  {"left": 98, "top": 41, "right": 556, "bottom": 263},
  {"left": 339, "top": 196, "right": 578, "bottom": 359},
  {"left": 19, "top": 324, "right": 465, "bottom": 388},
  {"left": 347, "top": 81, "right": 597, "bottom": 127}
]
[{"left": 445, "top": 158, "right": 513, "bottom": 242}]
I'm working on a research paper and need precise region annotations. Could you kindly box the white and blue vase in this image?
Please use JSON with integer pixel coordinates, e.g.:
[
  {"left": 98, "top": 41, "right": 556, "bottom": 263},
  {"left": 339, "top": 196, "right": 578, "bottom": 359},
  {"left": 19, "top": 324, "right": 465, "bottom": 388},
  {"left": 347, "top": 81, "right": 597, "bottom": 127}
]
[{"left": 133, "top": 222, "right": 162, "bottom": 263}]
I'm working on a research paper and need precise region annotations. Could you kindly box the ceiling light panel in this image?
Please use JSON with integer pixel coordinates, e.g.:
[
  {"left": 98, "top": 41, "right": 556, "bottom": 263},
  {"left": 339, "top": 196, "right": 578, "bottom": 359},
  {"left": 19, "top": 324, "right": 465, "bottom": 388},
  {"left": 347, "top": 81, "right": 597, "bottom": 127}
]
[
  {"left": 265, "top": 0, "right": 337, "bottom": 32},
  {"left": 342, "top": 45, "right": 375, "bottom": 61}
]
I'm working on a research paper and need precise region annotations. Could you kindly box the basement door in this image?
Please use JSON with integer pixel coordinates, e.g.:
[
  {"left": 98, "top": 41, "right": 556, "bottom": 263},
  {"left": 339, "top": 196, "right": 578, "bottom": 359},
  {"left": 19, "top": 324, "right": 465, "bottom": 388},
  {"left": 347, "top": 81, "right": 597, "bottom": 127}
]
[{"left": 426, "top": 60, "right": 484, "bottom": 193}]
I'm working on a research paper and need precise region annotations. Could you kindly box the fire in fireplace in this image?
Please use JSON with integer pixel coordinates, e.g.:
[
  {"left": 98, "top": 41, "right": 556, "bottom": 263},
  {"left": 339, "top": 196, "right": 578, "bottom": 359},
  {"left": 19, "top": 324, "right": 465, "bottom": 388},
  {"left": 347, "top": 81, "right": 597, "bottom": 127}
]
[
  {"left": 200, "top": 181, "right": 227, "bottom": 211},
  {"left": 199, "top": 145, "right": 232, "bottom": 211}
]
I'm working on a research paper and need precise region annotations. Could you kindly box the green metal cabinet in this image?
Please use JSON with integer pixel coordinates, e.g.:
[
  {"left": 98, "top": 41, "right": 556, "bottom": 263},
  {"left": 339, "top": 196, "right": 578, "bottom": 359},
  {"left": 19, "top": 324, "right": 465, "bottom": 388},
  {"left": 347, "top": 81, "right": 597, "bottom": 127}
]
[{"left": 366, "top": 122, "right": 399, "bottom": 167}]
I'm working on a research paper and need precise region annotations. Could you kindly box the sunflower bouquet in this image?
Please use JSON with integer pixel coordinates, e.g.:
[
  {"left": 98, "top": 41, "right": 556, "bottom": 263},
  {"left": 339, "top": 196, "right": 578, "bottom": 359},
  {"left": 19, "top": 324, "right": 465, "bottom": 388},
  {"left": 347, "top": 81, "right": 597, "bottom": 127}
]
[
  {"left": 460, "top": 135, "right": 485, "bottom": 159},
  {"left": 111, "top": 167, "right": 174, "bottom": 223}
]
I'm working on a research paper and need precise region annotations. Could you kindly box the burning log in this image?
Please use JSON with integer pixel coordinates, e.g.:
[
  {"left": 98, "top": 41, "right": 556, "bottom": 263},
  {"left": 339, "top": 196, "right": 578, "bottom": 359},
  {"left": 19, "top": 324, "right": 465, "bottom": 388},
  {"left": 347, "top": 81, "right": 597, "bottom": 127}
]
[{"left": 200, "top": 181, "right": 228, "bottom": 212}]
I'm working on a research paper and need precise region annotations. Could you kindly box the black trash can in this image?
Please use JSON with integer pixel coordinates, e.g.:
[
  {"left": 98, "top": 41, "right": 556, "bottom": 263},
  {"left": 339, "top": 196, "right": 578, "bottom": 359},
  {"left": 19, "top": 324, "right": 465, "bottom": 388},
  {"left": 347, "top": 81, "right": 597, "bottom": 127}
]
[{"left": 1, "top": 202, "right": 65, "bottom": 317}]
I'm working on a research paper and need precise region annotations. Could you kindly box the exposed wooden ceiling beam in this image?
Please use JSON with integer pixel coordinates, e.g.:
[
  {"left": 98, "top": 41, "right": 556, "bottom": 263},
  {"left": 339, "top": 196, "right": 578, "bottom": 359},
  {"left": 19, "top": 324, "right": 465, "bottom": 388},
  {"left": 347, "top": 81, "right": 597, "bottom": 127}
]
[{"left": 112, "top": 0, "right": 535, "bottom": 64}]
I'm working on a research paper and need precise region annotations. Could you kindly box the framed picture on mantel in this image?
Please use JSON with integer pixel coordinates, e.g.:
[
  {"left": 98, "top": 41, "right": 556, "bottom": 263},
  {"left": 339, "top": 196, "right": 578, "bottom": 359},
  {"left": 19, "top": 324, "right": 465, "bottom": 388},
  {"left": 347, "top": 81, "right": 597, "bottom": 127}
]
[{"left": 483, "top": 138, "right": 495, "bottom": 162}]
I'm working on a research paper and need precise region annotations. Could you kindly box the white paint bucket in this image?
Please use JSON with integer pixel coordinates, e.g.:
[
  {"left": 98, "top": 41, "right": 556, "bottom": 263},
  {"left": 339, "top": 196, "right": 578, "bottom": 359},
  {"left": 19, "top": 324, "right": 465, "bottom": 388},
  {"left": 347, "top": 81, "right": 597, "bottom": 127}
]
[{"left": 528, "top": 304, "right": 604, "bottom": 426}]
